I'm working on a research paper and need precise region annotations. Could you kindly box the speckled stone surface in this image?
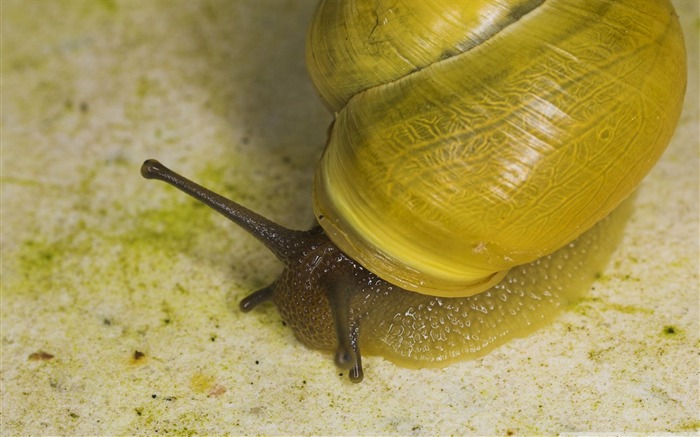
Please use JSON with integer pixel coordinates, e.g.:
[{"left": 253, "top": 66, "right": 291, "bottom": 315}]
[{"left": 2, "top": 1, "right": 698, "bottom": 435}]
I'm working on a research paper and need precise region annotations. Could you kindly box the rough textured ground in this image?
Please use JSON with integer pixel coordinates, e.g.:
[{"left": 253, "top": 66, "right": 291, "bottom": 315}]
[{"left": 2, "top": 1, "right": 698, "bottom": 434}]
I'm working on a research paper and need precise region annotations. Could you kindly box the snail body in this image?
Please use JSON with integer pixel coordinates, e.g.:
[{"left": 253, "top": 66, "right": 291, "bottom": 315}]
[{"left": 142, "top": 0, "right": 686, "bottom": 382}]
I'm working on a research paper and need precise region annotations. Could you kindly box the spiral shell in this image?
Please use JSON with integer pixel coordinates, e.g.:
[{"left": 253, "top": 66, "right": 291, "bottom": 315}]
[{"left": 308, "top": 0, "right": 686, "bottom": 297}]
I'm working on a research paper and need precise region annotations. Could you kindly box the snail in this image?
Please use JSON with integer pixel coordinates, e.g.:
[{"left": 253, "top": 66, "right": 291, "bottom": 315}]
[{"left": 141, "top": 0, "right": 686, "bottom": 382}]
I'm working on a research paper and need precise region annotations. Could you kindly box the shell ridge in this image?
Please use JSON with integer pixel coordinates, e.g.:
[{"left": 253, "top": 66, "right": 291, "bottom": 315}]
[{"left": 350, "top": 0, "right": 549, "bottom": 105}]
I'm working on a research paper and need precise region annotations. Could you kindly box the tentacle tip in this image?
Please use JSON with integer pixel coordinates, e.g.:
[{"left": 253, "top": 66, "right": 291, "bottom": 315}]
[
  {"left": 349, "top": 365, "right": 364, "bottom": 383},
  {"left": 141, "top": 159, "right": 163, "bottom": 179},
  {"left": 334, "top": 346, "right": 355, "bottom": 370},
  {"left": 238, "top": 298, "right": 257, "bottom": 313},
  {"left": 239, "top": 285, "right": 275, "bottom": 313}
]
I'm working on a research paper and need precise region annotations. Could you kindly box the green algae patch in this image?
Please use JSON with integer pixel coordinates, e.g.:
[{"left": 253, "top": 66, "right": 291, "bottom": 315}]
[
  {"left": 661, "top": 325, "right": 685, "bottom": 339},
  {"left": 572, "top": 296, "right": 654, "bottom": 317},
  {"left": 16, "top": 238, "right": 62, "bottom": 283},
  {"left": 663, "top": 325, "right": 677, "bottom": 335},
  {"left": 131, "top": 199, "right": 216, "bottom": 254},
  {"left": 7, "top": 167, "right": 226, "bottom": 300},
  {"left": 2, "top": 156, "right": 263, "bottom": 436}
]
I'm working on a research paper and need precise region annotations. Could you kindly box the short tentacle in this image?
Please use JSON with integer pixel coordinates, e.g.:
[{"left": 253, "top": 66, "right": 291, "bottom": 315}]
[{"left": 240, "top": 283, "right": 276, "bottom": 312}]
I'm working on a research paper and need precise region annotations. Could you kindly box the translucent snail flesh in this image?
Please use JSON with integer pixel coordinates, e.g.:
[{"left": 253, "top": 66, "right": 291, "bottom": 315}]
[{"left": 141, "top": 0, "right": 686, "bottom": 382}]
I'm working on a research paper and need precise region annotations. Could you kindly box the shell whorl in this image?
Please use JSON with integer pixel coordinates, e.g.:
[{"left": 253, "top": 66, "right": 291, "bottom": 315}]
[{"left": 308, "top": 0, "right": 686, "bottom": 297}]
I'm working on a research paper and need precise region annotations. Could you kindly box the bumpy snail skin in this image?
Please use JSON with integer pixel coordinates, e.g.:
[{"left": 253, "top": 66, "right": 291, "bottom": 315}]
[
  {"left": 361, "top": 199, "right": 633, "bottom": 367},
  {"left": 142, "top": 160, "right": 629, "bottom": 381},
  {"left": 310, "top": 0, "right": 686, "bottom": 296}
]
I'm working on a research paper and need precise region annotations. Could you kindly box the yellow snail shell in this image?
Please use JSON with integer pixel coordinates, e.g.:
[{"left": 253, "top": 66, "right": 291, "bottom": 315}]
[{"left": 308, "top": 0, "right": 686, "bottom": 297}]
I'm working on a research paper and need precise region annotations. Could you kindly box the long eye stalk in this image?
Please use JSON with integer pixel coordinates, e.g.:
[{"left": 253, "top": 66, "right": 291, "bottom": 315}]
[{"left": 140, "top": 159, "right": 303, "bottom": 262}]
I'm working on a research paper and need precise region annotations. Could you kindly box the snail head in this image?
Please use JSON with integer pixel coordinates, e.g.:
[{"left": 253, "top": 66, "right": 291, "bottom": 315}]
[{"left": 141, "top": 159, "right": 376, "bottom": 382}]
